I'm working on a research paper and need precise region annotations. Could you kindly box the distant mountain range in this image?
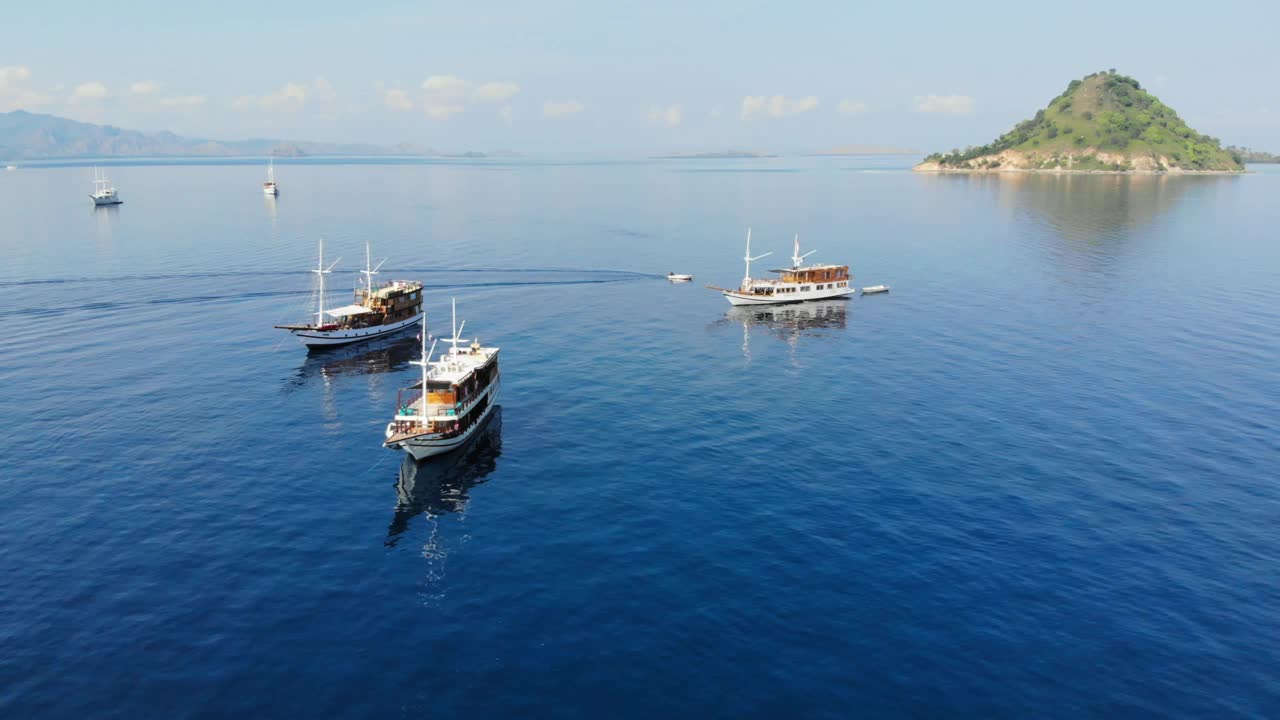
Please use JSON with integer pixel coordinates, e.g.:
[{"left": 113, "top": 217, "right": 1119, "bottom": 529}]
[{"left": 0, "top": 110, "right": 454, "bottom": 159}]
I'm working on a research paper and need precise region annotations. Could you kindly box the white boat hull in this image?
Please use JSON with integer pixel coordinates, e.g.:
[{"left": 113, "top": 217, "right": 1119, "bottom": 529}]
[
  {"left": 723, "top": 285, "right": 856, "bottom": 306},
  {"left": 264, "top": 186, "right": 278, "bottom": 196},
  {"left": 290, "top": 311, "right": 423, "bottom": 347},
  {"left": 91, "top": 194, "right": 122, "bottom": 206},
  {"left": 387, "top": 381, "right": 501, "bottom": 461}
]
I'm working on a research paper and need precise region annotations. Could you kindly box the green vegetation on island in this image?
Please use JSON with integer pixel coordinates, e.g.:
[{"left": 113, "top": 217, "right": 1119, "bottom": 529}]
[
  {"left": 917, "top": 70, "right": 1244, "bottom": 173},
  {"left": 1226, "top": 146, "right": 1280, "bottom": 163}
]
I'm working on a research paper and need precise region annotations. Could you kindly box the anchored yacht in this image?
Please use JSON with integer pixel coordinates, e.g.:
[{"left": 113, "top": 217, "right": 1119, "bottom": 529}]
[
  {"left": 90, "top": 167, "right": 122, "bottom": 206},
  {"left": 709, "top": 229, "right": 855, "bottom": 306},
  {"left": 263, "top": 157, "right": 278, "bottom": 196},
  {"left": 275, "top": 239, "right": 424, "bottom": 348},
  {"left": 385, "top": 299, "right": 501, "bottom": 461}
]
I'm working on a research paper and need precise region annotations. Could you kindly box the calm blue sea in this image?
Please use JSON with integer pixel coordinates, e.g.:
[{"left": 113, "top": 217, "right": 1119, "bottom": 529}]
[{"left": 1, "top": 157, "right": 1278, "bottom": 718}]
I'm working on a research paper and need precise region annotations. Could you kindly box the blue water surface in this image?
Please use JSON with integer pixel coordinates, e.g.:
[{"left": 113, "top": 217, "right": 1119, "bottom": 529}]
[{"left": 1, "top": 157, "right": 1278, "bottom": 718}]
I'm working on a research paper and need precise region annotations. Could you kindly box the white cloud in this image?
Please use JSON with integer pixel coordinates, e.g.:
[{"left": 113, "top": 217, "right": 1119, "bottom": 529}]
[
  {"left": 914, "top": 94, "right": 975, "bottom": 115},
  {"left": 312, "top": 76, "right": 336, "bottom": 102},
  {"left": 422, "top": 75, "right": 468, "bottom": 94},
  {"left": 414, "top": 76, "right": 522, "bottom": 118},
  {"left": 0, "top": 65, "right": 32, "bottom": 92},
  {"left": 426, "top": 102, "right": 465, "bottom": 119},
  {"left": 70, "top": 81, "right": 108, "bottom": 104},
  {"left": 385, "top": 88, "right": 413, "bottom": 111},
  {"left": 475, "top": 81, "right": 520, "bottom": 102},
  {"left": 741, "top": 95, "right": 819, "bottom": 120},
  {"left": 130, "top": 81, "right": 160, "bottom": 96},
  {"left": 158, "top": 95, "right": 206, "bottom": 107},
  {"left": 836, "top": 99, "right": 869, "bottom": 117},
  {"left": 422, "top": 75, "right": 469, "bottom": 118},
  {"left": 233, "top": 79, "right": 333, "bottom": 112},
  {"left": 0, "top": 66, "right": 54, "bottom": 110},
  {"left": 262, "top": 81, "right": 308, "bottom": 110},
  {"left": 648, "top": 104, "right": 683, "bottom": 127},
  {"left": 543, "top": 99, "right": 585, "bottom": 117}
]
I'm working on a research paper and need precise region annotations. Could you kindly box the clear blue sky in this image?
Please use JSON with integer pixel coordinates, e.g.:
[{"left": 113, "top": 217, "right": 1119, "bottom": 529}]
[{"left": 4, "top": 0, "right": 1277, "bottom": 153}]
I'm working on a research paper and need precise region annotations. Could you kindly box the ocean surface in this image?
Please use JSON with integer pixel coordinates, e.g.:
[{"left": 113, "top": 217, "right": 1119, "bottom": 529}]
[{"left": 1, "top": 157, "right": 1278, "bottom": 718}]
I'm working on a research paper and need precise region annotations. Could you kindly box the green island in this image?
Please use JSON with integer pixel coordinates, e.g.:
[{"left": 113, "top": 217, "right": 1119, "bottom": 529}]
[
  {"left": 1226, "top": 146, "right": 1280, "bottom": 163},
  {"left": 916, "top": 70, "right": 1244, "bottom": 173}
]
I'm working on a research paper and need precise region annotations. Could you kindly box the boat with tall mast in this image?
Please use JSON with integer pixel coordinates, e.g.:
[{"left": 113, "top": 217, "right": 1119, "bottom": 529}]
[
  {"left": 275, "top": 239, "right": 424, "bottom": 348},
  {"left": 708, "top": 228, "right": 855, "bottom": 306},
  {"left": 385, "top": 299, "right": 501, "bottom": 461},
  {"left": 263, "top": 157, "right": 278, "bottom": 196},
  {"left": 90, "top": 167, "right": 123, "bottom": 206}
]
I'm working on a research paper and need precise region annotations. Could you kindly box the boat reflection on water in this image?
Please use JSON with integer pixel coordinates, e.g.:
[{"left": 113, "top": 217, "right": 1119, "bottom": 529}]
[
  {"left": 713, "top": 300, "right": 848, "bottom": 361},
  {"left": 285, "top": 335, "right": 420, "bottom": 392},
  {"left": 386, "top": 407, "right": 503, "bottom": 547}
]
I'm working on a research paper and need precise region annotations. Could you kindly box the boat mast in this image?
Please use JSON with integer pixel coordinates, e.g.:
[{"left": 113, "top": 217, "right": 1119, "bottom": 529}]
[
  {"left": 790, "top": 234, "right": 815, "bottom": 269},
  {"left": 359, "top": 242, "right": 385, "bottom": 297},
  {"left": 443, "top": 297, "right": 466, "bottom": 357},
  {"left": 409, "top": 314, "right": 438, "bottom": 424},
  {"left": 313, "top": 238, "right": 339, "bottom": 326},
  {"left": 267, "top": 157, "right": 274, "bottom": 183},
  {"left": 741, "top": 227, "right": 772, "bottom": 291},
  {"left": 317, "top": 238, "right": 325, "bottom": 325}
]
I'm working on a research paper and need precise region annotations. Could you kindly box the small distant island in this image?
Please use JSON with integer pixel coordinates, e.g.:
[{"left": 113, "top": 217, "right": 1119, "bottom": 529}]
[
  {"left": 915, "top": 70, "right": 1245, "bottom": 174},
  {"left": 650, "top": 150, "right": 777, "bottom": 159}
]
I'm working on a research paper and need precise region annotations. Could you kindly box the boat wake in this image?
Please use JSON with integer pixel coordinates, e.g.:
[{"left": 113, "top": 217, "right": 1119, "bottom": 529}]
[
  {"left": 0, "top": 267, "right": 655, "bottom": 288},
  {"left": 0, "top": 269, "right": 654, "bottom": 319}
]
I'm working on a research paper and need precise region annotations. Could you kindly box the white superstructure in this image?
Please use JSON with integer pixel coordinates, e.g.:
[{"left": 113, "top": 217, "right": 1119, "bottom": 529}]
[{"left": 709, "top": 229, "right": 855, "bottom": 306}]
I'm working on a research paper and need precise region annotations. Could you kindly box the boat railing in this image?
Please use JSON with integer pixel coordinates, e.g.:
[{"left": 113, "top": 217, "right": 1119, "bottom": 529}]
[
  {"left": 395, "top": 389, "right": 465, "bottom": 418},
  {"left": 396, "top": 390, "right": 423, "bottom": 414}
]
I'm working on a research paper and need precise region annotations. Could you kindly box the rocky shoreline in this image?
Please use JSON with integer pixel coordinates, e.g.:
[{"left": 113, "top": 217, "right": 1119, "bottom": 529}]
[
  {"left": 914, "top": 161, "right": 1245, "bottom": 175},
  {"left": 914, "top": 147, "right": 1245, "bottom": 175}
]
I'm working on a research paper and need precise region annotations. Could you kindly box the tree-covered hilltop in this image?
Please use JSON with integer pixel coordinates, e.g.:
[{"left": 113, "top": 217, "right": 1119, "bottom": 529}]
[
  {"left": 918, "top": 71, "right": 1244, "bottom": 172},
  {"left": 1226, "top": 146, "right": 1280, "bottom": 163}
]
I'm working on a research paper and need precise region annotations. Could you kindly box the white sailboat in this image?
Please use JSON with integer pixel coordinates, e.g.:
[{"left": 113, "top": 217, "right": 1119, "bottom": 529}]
[
  {"left": 90, "top": 167, "right": 123, "bottom": 206},
  {"left": 263, "top": 157, "right": 278, "bottom": 196}
]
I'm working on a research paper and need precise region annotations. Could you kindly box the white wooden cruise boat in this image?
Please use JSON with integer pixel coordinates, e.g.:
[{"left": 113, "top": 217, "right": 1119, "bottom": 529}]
[
  {"left": 385, "top": 299, "right": 501, "bottom": 461},
  {"left": 708, "top": 229, "right": 855, "bottom": 306},
  {"left": 90, "top": 167, "right": 123, "bottom": 206},
  {"left": 263, "top": 157, "right": 278, "bottom": 196},
  {"left": 275, "top": 239, "right": 424, "bottom": 348}
]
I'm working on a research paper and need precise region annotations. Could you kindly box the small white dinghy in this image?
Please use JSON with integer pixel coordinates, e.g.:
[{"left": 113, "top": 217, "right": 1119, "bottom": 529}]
[
  {"left": 667, "top": 272, "right": 694, "bottom": 282},
  {"left": 860, "top": 285, "right": 889, "bottom": 295}
]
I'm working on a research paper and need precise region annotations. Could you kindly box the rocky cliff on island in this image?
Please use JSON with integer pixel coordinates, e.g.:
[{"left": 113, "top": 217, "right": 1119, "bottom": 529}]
[{"left": 915, "top": 71, "right": 1244, "bottom": 174}]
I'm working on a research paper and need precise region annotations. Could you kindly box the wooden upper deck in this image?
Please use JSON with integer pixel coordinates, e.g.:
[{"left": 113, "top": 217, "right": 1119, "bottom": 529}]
[{"left": 771, "top": 265, "right": 849, "bottom": 284}]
